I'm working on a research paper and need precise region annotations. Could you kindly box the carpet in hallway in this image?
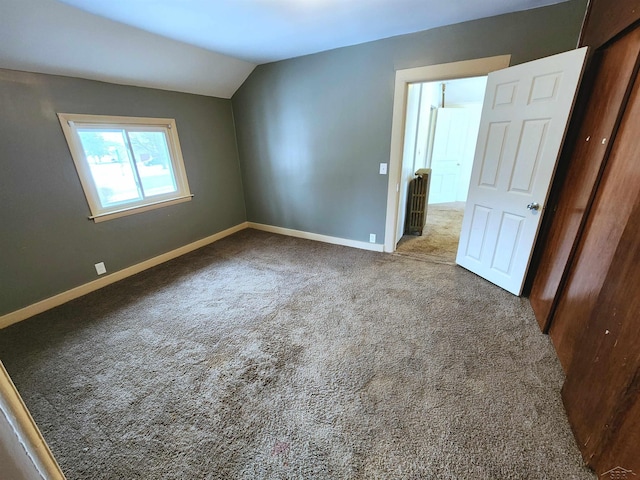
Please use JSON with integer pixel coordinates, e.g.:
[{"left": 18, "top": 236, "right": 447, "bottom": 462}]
[{"left": 396, "top": 202, "right": 465, "bottom": 264}]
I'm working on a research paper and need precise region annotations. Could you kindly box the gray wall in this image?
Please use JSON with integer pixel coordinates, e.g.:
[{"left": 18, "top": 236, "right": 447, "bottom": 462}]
[
  {"left": 0, "top": 70, "right": 246, "bottom": 316},
  {"left": 232, "top": 0, "right": 588, "bottom": 244}
]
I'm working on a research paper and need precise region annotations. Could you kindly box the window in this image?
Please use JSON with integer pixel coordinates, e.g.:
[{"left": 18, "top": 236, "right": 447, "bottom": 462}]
[{"left": 58, "top": 114, "right": 192, "bottom": 222}]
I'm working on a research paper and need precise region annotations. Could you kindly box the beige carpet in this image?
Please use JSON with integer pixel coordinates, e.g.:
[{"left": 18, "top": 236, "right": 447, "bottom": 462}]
[
  {"left": 396, "top": 201, "right": 465, "bottom": 264},
  {"left": 0, "top": 229, "right": 594, "bottom": 479}
]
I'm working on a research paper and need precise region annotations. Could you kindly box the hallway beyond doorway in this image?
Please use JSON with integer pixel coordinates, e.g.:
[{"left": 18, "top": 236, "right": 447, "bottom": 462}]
[{"left": 395, "top": 201, "right": 464, "bottom": 264}]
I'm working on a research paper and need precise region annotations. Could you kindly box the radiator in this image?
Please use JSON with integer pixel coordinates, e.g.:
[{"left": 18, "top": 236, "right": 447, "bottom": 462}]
[{"left": 405, "top": 168, "right": 431, "bottom": 235}]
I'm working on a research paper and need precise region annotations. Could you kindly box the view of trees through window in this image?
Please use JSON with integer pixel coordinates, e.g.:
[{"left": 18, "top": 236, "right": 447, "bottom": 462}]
[{"left": 77, "top": 128, "right": 176, "bottom": 208}]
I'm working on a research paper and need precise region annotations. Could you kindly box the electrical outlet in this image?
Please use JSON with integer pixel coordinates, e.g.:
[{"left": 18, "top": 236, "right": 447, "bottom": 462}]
[
  {"left": 95, "top": 262, "right": 106, "bottom": 275},
  {"left": 369, "top": 233, "right": 376, "bottom": 243},
  {"left": 379, "top": 163, "right": 388, "bottom": 175}
]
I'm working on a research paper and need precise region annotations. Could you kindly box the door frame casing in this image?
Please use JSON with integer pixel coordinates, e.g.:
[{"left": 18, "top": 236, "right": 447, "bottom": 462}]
[{"left": 383, "top": 55, "right": 511, "bottom": 253}]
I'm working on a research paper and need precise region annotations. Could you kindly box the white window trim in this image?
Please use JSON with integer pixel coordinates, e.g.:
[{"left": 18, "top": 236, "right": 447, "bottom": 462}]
[{"left": 58, "top": 113, "right": 193, "bottom": 222}]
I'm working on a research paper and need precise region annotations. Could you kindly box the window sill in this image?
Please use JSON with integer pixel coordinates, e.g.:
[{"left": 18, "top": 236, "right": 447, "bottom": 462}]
[{"left": 90, "top": 195, "right": 193, "bottom": 223}]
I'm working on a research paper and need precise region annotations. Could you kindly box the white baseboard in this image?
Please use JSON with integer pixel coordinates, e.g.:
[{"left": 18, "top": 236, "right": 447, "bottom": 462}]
[
  {"left": 248, "top": 222, "right": 384, "bottom": 252},
  {"left": 0, "top": 223, "right": 249, "bottom": 329},
  {"left": 0, "top": 221, "right": 383, "bottom": 329}
]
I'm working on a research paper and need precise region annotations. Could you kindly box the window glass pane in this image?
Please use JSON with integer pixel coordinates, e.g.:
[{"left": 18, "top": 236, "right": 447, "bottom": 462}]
[
  {"left": 127, "top": 131, "right": 177, "bottom": 197},
  {"left": 77, "top": 129, "right": 142, "bottom": 207}
]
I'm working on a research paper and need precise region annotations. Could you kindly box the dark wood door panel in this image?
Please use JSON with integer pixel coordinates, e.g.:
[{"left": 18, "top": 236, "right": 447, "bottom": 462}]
[
  {"left": 529, "top": 27, "right": 640, "bottom": 333},
  {"left": 595, "top": 385, "right": 640, "bottom": 476},
  {"left": 579, "top": 0, "right": 640, "bottom": 50},
  {"left": 562, "top": 193, "right": 640, "bottom": 474},
  {"left": 549, "top": 66, "right": 640, "bottom": 372}
]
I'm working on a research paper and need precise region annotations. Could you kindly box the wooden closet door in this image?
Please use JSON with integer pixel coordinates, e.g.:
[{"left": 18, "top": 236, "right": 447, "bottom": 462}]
[
  {"left": 561, "top": 87, "right": 640, "bottom": 472},
  {"left": 579, "top": 0, "right": 640, "bottom": 50},
  {"left": 529, "top": 27, "right": 640, "bottom": 334},
  {"left": 562, "top": 201, "right": 640, "bottom": 474},
  {"left": 549, "top": 62, "right": 640, "bottom": 370}
]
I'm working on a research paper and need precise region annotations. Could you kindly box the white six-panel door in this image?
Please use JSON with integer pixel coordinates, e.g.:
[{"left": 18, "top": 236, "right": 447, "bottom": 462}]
[
  {"left": 429, "top": 107, "right": 482, "bottom": 204},
  {"left": 456, "top": 47, "right": 588, "bottom": 295}
]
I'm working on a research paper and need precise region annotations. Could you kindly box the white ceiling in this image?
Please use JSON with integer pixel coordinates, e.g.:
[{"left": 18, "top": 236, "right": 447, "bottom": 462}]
[{"left": 0, "top": 0, "right": 568, "bottom": 99}]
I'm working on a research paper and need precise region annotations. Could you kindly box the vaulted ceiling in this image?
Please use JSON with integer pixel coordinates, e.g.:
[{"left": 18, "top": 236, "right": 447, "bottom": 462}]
[{"left": 0, "top": 0, "right": 568, "bottom": 98}]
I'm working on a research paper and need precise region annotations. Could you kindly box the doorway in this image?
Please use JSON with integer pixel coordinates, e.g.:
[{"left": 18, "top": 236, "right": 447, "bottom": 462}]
[
  {"left": 394, "top": 76, "right": 487, "bottom": 262},
  {"left": 384, "top": 55, "right": 511, "bottom": 253}
]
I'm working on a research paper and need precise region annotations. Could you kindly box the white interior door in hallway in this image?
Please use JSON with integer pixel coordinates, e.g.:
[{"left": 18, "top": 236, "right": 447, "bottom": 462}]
[
  {"left": 429, "top": 106, "right": 481, "bottom": 204},
  {"left": 456, "top": 47, "right": 588, "bottom": 295}
]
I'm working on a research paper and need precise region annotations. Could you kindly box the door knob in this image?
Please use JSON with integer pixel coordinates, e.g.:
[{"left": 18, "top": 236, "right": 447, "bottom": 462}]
[{"left": 527, "top": 202, "right": 540, "bottom": 211}]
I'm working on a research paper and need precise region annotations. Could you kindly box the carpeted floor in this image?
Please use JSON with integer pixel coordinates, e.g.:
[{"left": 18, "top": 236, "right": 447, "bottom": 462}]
[
  {"left": 396, "top": 202, "right": 465, "bottom": 264},
  {"left": 0, "top": 229, "right": 594, "bottom": 479}
]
